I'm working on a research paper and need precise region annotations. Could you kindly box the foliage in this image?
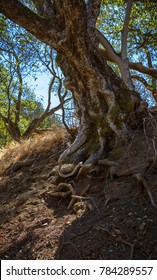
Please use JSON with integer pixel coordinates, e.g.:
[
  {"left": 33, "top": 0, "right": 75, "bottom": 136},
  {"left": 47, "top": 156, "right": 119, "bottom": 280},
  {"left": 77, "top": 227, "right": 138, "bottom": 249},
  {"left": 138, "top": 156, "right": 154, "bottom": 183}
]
[
  {"left": 0, "top": 0, "right": 156, "bottom": 163},
  {"left": 0, "top": 64, "right": 45, "bottom": 146},
  {"left": 0, "top": 14, "right": 71, "bottom": 145},
  {"left": 98, "top": 0, "right": 157, "bottom": 104}
]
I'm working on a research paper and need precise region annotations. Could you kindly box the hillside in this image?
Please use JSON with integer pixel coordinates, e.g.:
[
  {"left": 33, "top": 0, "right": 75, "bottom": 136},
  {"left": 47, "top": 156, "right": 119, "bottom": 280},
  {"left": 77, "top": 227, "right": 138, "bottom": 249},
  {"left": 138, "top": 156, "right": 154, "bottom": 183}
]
[{"left": 0, "top": 115, "right": 157, "bottom": 260}]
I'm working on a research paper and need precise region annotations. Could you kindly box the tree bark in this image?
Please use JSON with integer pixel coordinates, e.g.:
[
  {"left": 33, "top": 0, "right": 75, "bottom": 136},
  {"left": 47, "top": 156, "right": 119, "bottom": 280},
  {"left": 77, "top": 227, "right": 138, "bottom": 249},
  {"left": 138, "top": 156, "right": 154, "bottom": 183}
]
[
  {"left": 120, "top": 0, "right": 134, "bottom": 90},
  {"left": 57, "top": 40, "right": 144, "bottom": 163},
  {"left": 0, "top": 0, "right": 147, "bottom": 163}
]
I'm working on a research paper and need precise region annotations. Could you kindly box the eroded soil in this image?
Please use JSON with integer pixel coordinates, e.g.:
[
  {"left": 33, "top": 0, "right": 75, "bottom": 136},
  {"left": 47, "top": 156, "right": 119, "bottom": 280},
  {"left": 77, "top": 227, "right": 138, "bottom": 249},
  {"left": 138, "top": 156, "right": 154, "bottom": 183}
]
[{"left": 0, "top": 118, "right": 157, "bottom": 260}]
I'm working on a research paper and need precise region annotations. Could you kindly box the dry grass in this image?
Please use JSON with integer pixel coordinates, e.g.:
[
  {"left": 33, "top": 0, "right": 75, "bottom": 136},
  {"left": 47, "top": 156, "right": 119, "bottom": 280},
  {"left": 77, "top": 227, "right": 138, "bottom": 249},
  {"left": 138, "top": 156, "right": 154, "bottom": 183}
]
[{"left": 0, "top": 126, "right": 66, "bottom": 175}]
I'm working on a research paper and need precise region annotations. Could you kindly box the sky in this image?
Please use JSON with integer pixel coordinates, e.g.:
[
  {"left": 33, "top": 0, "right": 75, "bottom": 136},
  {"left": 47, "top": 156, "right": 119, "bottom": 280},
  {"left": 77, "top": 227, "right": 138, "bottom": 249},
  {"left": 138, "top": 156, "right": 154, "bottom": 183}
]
[{"left": 33, "top": 72, "right": 60, "bottom": 110}]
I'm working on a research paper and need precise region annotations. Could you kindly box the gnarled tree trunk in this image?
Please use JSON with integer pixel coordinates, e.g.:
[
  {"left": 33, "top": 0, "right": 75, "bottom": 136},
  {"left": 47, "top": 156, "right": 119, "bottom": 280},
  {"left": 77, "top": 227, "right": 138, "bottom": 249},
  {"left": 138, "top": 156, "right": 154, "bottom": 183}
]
[
  {"left": 0, "top": 0, "right": 147, "bottom": 163},
  {"left": 58, "top": 40, "right": 143, "bottom": 163},
  {"left": 52, "top": 1, "right": 145, "bottom": 163}
]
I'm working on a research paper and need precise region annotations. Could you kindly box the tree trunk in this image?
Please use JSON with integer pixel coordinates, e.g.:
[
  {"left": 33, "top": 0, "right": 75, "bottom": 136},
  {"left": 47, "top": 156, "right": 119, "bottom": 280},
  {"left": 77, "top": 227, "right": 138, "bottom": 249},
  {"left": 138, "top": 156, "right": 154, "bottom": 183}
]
[
  {"left": 57, "top": 34, "right": 145, "bottom": 164},
  {"left": 0, "top": 113, "right": 21, "bottom": 142},
  {"left": 0, "top": 0, "right": 147, "bottom": 163}
]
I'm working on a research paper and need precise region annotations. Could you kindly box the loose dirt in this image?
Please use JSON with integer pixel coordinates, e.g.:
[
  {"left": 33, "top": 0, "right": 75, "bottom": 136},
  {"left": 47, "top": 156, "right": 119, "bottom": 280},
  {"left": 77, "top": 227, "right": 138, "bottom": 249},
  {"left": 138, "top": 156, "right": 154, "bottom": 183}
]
[{"left": 0, "top": 115, "right": 157, "bottom": 260}]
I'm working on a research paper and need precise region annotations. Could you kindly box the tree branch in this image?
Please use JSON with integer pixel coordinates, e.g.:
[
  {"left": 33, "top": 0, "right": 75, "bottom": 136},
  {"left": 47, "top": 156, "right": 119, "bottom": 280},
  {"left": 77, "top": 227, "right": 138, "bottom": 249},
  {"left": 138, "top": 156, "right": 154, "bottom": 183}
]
[
  {"left": 132, "top": 75, "right": 153, "bottom": 91},
  {"left": 57, "top": 79, "right": 73, "bottom": 137},
  {"left": 22, "top": 102, "right": 61, "bottom": 139},
  {"left": 145, "top": 47, "right": 153, "bottom": 69},
  {"left": 96, "top": 28, "right": 134, "bottom": 89},
  {"left": 129, "top": 61, "right": 157, "bottom": 79},
  {"left": 121, "top": 0, "right": 133, "bottom": 60},
  {"left": 0, "top": 0, "right": 58, "bottom": 47},
  {"left": 99, "top": 48, "right": 157, "bottom": 79},
  {"left": 22, "top": 73, "right": 72, "bottom": 139},
  {"left": 95, "top": 28, "right": 120, "bottom": 65},
  {"left": 45, "top": 76, "right": 56, "bottom": 113},
  {"left": 11, "top": 46, "right": 23, "bottom": 126}
]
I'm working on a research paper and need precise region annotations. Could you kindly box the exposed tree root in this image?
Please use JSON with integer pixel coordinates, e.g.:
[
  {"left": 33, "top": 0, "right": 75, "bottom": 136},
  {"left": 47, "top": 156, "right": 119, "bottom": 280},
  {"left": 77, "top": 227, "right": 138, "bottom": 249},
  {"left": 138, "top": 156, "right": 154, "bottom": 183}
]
[
  {"left": 5, "top": 158, "right": 36, "bottom": 174},
  {"left": 49, "top": 182, "right": 77, "bottom": 209},
  {"left": 50, "top": 182, "right": 92, "bottom": 210},
  {"left": 44, "top": 162, "right": 96, "bottom": 209},
  {"left": 58, "top": 127, "right": 88, "bottom": 163},
  {"left": 56, "top": 162, "right": 83, "bottom": 178},
  {"left": 44, "top": 158, "right": 157, "bottom": 211},
  {"left": 47, "top": 191, "right": 71, "bottom": 198},
  {"left": 44, "top": 159, "right": 119, "bottom": 209},
  {"left": 57, "top": 183, "right": 76, "bottom": 195},
  {"left": 56, "top": 160, "right": 118, "bottom": 180},
  {"left": 76, "top": 163, "right": 93, "bottom": 179}
]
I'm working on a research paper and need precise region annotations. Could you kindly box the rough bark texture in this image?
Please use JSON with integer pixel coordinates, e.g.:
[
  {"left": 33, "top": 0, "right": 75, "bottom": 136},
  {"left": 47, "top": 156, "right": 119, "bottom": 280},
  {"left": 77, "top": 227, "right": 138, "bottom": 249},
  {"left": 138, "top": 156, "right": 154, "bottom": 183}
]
[{"left": 0, "top": 0, "right": 147, "bottom": 163}]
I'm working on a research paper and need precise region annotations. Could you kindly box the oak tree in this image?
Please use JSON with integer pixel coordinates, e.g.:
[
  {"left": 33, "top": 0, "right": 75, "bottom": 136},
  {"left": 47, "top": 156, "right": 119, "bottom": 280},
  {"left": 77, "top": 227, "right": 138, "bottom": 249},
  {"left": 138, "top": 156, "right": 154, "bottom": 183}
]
[{"left": 0, "top": 0, "right": 150, "bottom": 163}]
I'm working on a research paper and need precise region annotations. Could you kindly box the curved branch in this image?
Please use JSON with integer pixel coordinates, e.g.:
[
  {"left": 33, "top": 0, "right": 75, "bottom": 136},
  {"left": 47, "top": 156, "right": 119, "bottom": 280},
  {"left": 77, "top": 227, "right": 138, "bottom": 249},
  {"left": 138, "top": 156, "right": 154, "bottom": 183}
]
[
  {"left": 99, "top": 48, "right": 157, "bottom": 79},
  {"left": 132, "top": 75, "right": 153, "bottom": 91},
  {"left": 22, "top": 101, "right": 63, "bottom": 139},
  {"left": 45, "top": 76, "right": 56, "bottom": 113},
  {"left": 132, "top": 74, "right": 157, "bottom": 102},
  {"left": 95, "top": 28, "right": 120, "bottom": 65},
  {"left": 129, "top": 61, "right": 157, "bottom": 79},
  {"left": 0, "top": 0, "right": 58, "bottom": 47},
  {"left": 11, "top": 47, "right": 23, "bottom": 125},
  {"left": 0, "top": 41, "right": 23, "bottom": 125},
  {"left": 96, "top": 28, "right": 134, "bottom": 89}
]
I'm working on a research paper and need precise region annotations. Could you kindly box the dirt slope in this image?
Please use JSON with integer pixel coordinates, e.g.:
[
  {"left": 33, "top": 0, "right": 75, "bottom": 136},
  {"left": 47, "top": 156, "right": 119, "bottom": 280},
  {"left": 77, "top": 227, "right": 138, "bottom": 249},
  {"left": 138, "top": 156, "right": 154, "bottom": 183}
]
[{"left": 0, "top": 117, "right": 157, "bottom": 260}]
